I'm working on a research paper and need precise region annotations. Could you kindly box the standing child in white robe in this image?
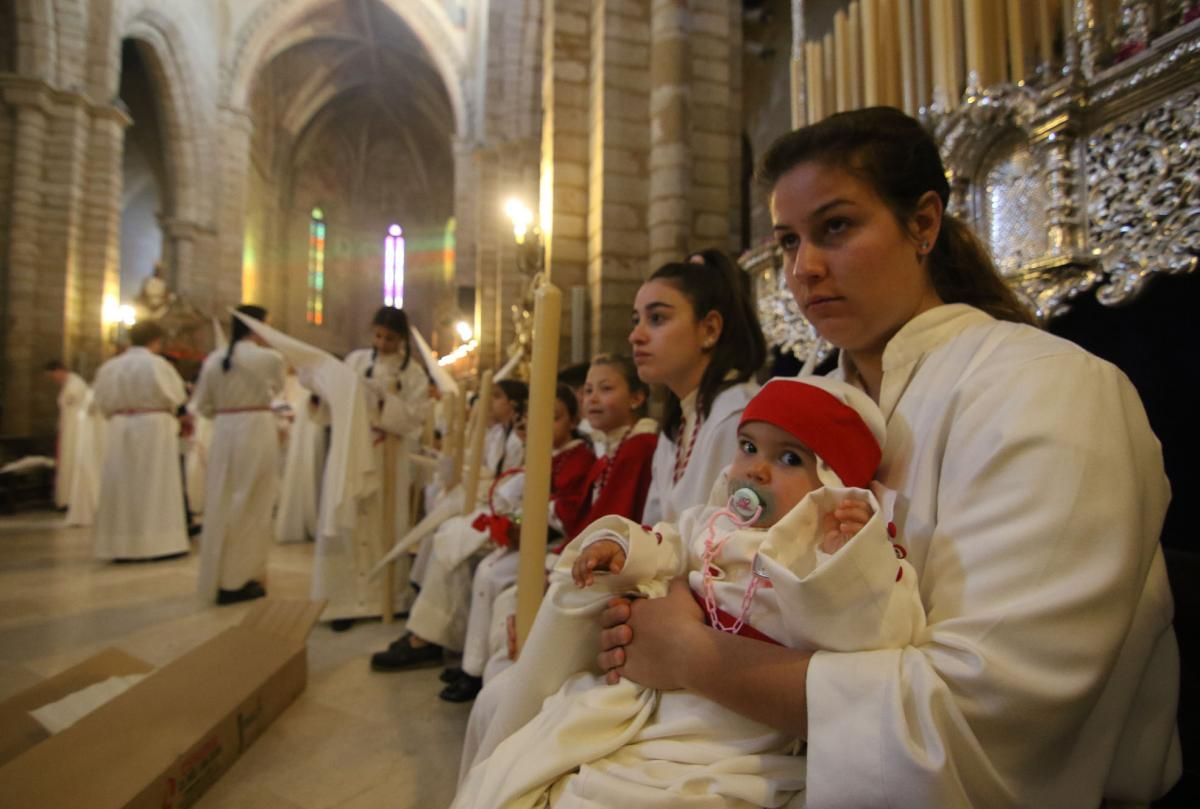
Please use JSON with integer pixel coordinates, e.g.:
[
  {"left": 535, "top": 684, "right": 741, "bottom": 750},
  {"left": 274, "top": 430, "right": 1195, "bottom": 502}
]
[
  {"left": 315, "top": 306, "right": 432, "bottom": 630},
  {"left": 91, "top": 321, "right": 190, "bottom": 561},
  {"left": 455, "top": 377, "right": 922, "bottom": 809},
  {"left": 44, "top": 361, "right": 89, "bottom": 509},
  {"left": 193, "top": 305, "right": 286, "bottom": 605},
  {"left": 274, "top": 367, "right": 326, "bottom": 544}
]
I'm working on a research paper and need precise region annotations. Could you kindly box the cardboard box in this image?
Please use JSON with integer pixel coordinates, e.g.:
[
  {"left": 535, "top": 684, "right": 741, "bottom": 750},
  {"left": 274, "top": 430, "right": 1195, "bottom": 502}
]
[{"left": 0, "top": 599, "right": 324, "bottom": 809}]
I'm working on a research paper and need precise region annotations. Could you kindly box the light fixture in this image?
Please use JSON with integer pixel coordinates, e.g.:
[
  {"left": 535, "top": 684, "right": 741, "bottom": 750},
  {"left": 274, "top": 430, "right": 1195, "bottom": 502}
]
[
  {"left": 455, "top": 321, "right": 473, "bottom": 342},
  {"left": 504, "top": 198, "right": 534, "bottom": 245}
]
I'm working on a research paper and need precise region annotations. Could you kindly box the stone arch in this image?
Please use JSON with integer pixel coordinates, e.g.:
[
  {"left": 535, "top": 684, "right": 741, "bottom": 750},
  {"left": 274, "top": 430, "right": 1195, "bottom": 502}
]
[
  {"left": 117, "top": 9, "right": 205, "bottom": 226},
  {"left": 10, "top": 0, "right": 56, "bottom": 79},
  {"left": 225, "top": 0, "right": 468, "bottom": 137}
]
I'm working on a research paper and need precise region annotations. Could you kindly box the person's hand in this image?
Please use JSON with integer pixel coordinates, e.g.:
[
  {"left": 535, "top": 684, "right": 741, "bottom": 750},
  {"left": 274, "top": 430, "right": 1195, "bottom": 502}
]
[
  {"left": 597, "top": 579, "right": 704, "bottom": 689},
  {"left": 572, "top": 540, "right": 626, "bottom": 587},
  {"left": 820, "top": 497, "right": 874, "bottom": 554}
]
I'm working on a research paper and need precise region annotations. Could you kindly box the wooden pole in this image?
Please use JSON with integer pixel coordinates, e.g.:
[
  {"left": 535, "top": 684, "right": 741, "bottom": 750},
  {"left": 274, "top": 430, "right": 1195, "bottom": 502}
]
[
  {"left": 515, "top": 283, "right": 562, "bottom": 649},
  {"left": 461, "top": 371, "right": 493, "bottom": 516},
  {"left": 380, "top": 435, "right": 399, "bottom": 624}
]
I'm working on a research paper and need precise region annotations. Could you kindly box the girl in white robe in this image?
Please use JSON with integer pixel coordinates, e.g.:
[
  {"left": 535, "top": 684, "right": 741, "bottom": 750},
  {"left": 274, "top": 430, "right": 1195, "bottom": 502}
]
[
  {"left": 193, "top": 305, "right": 286, "bottom": 604},
  {"left": 91, "top": 321, "right": 189, "bottom": 561},
  {"left": 630, "top": 251, "right": 767, "bottom": 524},
  {"left": 44, "top": 362, "right": 89, "bottom": 509},
  {"left": 274, "top": 369, "right": 326, "bottom": 543},
  {"left": 314, "top": 306, "right": 432, "bottom": 629}
]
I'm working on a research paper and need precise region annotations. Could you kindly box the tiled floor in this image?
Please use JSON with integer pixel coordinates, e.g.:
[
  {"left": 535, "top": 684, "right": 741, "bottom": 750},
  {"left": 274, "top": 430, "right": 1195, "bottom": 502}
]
[{"left": 0, "top": 511, "right": 468, "bottom": 808}]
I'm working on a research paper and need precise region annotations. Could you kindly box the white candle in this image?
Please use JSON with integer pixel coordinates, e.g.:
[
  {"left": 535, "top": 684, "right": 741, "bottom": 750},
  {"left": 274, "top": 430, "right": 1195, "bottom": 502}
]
[
  {"left": 899, "top": 0, "right": 917, "bottom": 113},
  {"left": 823, "top": 31, "right": 836, "bottom": 117},
  {"left": 515, "top": 284, "right": 562, "bottom": 648},
  {"left": 835, "top": 10, "right": 850, "bottom": 112},
  {"left": 862, "top": 0, "right": 880, "bottom": 105},
  {"left": 461, "top": 370, "right": 493, "bottom": 516},
  {"left": 849, "top": 2, "right": 863, "bottom": 108}
]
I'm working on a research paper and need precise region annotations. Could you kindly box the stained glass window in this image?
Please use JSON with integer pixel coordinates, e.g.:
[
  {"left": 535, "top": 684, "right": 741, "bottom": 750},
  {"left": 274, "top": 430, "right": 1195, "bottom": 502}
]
[
  {"left": 307, "top": 207, "right": 326, "bottom": 325},
  {"left": 384, "top": 223, "right": 404, "bottom": 308}
]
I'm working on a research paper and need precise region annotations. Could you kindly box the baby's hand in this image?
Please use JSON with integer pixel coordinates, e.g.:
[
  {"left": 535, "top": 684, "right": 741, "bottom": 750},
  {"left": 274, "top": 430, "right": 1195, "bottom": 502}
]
[
  {"left": 820, "top": 498, "right": 874, "bottom": 555},
  {"left": 572, "top": 540, "right": 626, "bottom": 588}
]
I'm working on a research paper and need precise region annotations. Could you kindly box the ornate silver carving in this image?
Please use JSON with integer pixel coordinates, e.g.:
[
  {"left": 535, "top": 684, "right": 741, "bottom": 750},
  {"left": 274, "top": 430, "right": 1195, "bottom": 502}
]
[
  {"left": 1085, "top": 86, "right": 1200, "bottom": 305},
  {"left": 982, "top": 142, "right": 1050, "bottom": 277}
]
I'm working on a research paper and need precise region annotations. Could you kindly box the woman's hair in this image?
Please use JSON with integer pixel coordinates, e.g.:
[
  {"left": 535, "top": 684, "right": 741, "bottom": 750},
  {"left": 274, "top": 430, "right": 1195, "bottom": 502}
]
[
  {"left": 129, "top": 320, "right": 166, "bottom": 347},
  {"left": 224, "top": 304, "right": 267, "bottom": 372},
  {"left": 494, "top": 379, "right": 529, "bottom": 414},
  {"left": 367, "top": 306, "right": 412, "bottom": 377},
  {"left": 649, "top": 252, "right": 767, "bottom": 441},
  {"left": 555, "top": 382, "right": 580, "bottom": 423},
  {"left": 758, "top": 106, "right": 1035, "bottom": 326},
  {"left": 590, "top": 353, "right": 651, "bottom": 420}
]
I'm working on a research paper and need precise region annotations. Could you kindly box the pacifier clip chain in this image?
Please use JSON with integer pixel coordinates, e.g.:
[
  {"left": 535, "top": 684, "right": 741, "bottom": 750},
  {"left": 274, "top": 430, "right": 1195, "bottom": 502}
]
[{"left": 700, "top": 487, "right": 766, "bottom": 636}]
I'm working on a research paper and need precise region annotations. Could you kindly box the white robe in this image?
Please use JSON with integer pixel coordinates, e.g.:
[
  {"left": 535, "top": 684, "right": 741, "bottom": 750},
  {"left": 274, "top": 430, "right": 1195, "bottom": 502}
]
[
  {"left": 407, "top": 470, "right": 526, "bottom": 650},
  {"left": 312, "top": 349, "right": 431, "bottom": 621},
  {"left": 54, "top": 373, "right": 89, "bottom": 508},
  {"left": 91, "top": 347, "right": 189, "bottom": 560},
  {"left": 801, "top": 304, "right": 1178, "bottom": 807},
  {"left": 63, "top": 389, "right": 106, "bottom": 527},
  {"left": 455, "top": 485, "right": 918, "bottom": 809},
  {"left": 274, "top": 375, "right": 326, "bottom": 544},
  {"left": 642, "top": 382, "right": 757, "bottom": 524},
  {"left": 192, "top": 342, "right": 286, "bottom": 597}
]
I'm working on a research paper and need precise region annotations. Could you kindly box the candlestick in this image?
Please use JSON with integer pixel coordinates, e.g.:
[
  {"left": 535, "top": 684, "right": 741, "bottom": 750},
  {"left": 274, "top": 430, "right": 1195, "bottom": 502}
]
[{"left": 461, "top": 370, "right": 493, "bottom": 516}]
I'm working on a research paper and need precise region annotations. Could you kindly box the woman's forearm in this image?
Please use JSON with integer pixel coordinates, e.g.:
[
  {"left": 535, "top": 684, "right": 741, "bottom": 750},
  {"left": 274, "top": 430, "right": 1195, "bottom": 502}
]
[{"left": 674, "top": 623, "right": 812, "bottom": 738}]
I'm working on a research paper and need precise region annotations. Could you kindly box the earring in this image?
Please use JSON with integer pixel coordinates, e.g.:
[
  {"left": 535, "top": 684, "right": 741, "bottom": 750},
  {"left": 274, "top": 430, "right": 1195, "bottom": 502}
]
[{"left": 921, "top": 241, "right": 931, "bottom": 252}]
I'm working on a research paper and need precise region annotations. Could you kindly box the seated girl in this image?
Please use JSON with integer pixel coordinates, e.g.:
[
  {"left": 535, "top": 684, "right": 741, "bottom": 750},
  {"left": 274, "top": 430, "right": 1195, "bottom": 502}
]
[
  {"left": 440, "top": 384, "right": 596, "bottom": 701},
  {"left": 460, "top": 354, "right": 660, "bottom": 688},
  {"left": 454, "top": 377, "right": 922, "bottom": 809},
  {"left": 372, "top": 381, "right": 528, "bottom": 670}
]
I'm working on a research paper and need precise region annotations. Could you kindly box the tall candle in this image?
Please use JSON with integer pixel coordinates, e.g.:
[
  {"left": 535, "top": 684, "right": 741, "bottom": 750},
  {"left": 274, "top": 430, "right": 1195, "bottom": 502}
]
[
  {"left": 515, "top": 283, "right": 562, "bottom": 648},
  {"left": 1037, "top": 0, "right": 1055, "bottom": 70},
  {"left": 849, "top": 2, "right": 863, "bottom": 108},
  {"left": 862, "top": 0, "right": 880, "bottom": 105},
  {"left": 461, "top": 370, "right": 493, "bottom": 517},
  {"left": 899, "top": 0, "right": 917, "bottom": 113},
  {"left": 792, "top": 0, "right": 807, "bottom": 128},
  {"left": 835, "top": 10, "right": 850, "bottom": 112},
  {"left": 823, "top": 31, "right": 836, "bottom": 117},
  {"left": 964, "top": 0, "right": 986, "bottom": 91},
  {"left": 380, "top": 434, "right": 400, "bottom": 623},
  {"left": 946, "top": 0, "right": 963, "bottom": 109},
  {"left": 1005, "top": 0, "right": 1024, "bottom": 82},
  {"left": 913, "top": 0, "right": 930, "bottom": 109},
  {"left": 447, "top": 391, "right": 464, "bottom": 489}
]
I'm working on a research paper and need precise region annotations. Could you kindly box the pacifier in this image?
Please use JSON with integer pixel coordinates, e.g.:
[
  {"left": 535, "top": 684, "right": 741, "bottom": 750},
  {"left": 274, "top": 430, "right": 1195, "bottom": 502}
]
[{"left": 729, "top": 487, "right": 762, "bottom": 523}]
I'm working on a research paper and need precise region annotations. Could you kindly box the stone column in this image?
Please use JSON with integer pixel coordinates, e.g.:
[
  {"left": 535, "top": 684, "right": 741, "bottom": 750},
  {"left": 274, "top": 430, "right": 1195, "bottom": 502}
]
[
  {"left": 649, "top": 0, "right": 690, "bottom": 269},
  {"left": 212, "top": 106, "right": 255, "bottom": 316},
  {"left": 690, "top": 0, "right": 736, "bottom": 251},
  {"left": 75, "top": 103, "right": 131, "bottom": 378},
  {"left": 1, "top": 80, "right": 50, "bottom": 434},
  {"left": 541, "top": 0, "right": 591, "bottom": 362},
  {"left": 588, "top": 0, "right": 651, "bottom": 353}
]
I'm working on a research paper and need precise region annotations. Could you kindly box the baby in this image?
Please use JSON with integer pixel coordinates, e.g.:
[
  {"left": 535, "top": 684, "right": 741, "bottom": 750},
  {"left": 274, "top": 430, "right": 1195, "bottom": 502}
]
[{"left": 454, "top": 377, "right": 924, "bottom": 809}]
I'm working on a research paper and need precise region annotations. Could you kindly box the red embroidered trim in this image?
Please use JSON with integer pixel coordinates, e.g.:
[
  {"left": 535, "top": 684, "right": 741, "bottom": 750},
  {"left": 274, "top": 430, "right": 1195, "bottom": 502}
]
[{"left": 672, "top": 413, "right": 703, "bottom": 484}]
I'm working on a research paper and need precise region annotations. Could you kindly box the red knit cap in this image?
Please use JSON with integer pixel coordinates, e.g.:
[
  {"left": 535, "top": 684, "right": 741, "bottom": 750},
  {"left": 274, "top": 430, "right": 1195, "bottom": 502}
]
[{"left": 738, "top": 377, "right": 883, "bottom": 489}]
